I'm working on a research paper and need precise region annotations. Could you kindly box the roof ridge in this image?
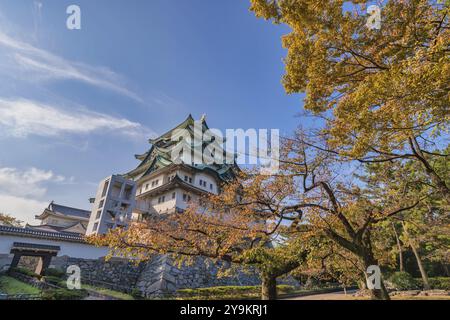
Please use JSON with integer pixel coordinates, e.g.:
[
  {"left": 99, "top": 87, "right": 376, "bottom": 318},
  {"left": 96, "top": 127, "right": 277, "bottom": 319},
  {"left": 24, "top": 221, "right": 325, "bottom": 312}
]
[
  {"left": 51, "top": 203, "right": 90, "bottom": 212},
  {"left": 0, "top": 225, "right": 85, "bottom": 242}
]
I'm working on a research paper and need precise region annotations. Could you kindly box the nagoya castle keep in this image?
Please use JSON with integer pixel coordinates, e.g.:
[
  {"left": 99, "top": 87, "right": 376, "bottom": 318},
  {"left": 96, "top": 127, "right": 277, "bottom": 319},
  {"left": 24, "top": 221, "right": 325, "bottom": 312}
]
[
  {"left": 0, "top": 115, "right": 262, "bottom": 297},
  {"left": 86, "top": 114, "right": 239, "bottom": 237}
]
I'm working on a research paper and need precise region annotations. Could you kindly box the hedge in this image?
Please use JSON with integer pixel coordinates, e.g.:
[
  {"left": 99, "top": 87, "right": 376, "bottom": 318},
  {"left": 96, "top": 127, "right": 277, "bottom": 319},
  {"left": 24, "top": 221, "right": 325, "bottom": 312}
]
[{"left": 41, "top": 288, "right": 88, "bottom": 300}]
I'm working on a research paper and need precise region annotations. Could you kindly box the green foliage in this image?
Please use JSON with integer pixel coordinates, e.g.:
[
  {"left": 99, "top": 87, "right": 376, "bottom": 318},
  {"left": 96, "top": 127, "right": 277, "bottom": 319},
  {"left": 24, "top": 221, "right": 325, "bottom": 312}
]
[
  {"left": 177, "top": 285, "right": 296, "bottom": 299},
  {"left": 41, "top": 288, "right": 88, "bottom": 300},
  {"left": 44, "top": 268, "right": 66, "bottom": 279},
  {"left": 43, "top": 276, "right": 65, "bottom": 286},
  {"left": 428, "top": 277, "right": 450, "bottom": 290},
  {"left": 10, "top": 267, "right": 41, "bottom": 279},
  {"left": 82, "top": 284, "right": 135, "bottom": 300},
  {"left": 0, "top": 276, "right": 41, "bottom": 295},
  {"left": 388, "top": 272, "right": 420, "bottom": 290},
  {"left": 131, "top": 288, "right": 143, "bottom": 299}
]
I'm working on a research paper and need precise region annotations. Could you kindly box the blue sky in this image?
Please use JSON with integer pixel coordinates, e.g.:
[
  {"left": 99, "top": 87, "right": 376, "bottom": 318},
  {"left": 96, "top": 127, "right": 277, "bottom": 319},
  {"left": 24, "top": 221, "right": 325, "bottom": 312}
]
[{"left": 0, "top": 0, "right": 305, "bottom": 224}]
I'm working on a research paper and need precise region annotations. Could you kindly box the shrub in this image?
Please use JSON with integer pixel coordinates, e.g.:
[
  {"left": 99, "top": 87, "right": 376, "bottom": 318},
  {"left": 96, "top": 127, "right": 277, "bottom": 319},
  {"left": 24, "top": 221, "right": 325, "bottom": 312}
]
[
  {"left": 277, "top": 285, "right": 296, "bottom": 294},
  {"left": 177, "top": 285, "right": 296, "bottom": 299},
  {"left": 44, "top": 276, "right": 65, "bottom": 286},
  {"left": 429, "top": 277, "right": 450, "bottom": 290},
  {"left": 41, "top": 288, "right": 88, "bottom": 300},
  {"left": 131, "top": 288, "right": 143, "bottom": 299},
  {"left": 304, "top": 277, "right": 320, "bottom": 289},
  {"left": 388, "top": 272, "right": 420, "bottom": 290},
  {"left": 10, "top": 267, "right": 41, "bottom": 279},
  {"left": 44, "top": 268, "right": 66, "bottom": 279}
]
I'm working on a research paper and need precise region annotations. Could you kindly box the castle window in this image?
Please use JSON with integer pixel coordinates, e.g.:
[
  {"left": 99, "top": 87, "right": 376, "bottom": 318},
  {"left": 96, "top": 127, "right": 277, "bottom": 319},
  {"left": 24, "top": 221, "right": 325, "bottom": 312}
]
[
  {"left": 95, "top": 210, "right": 101, "bottom": 219},
  {"left": 203, "top": 181, "right": 207, "bottom": 187},
  {"left": 210, "top": 183, "right": 213, "bottom": 190},
  {"left": 184, "top": 175, "right": 188, "bottom": 182},
  {"left": 101, "top": 180, "right": 109, "bottom": 198},
  {"left": 172, "top": 192, "right": 176, "bottom": 199},
  {"left": 189, "top": 177, "right": 192, "bottom": 183},
  {"left": 199, "top": 179, "right": 203, "bottom": 186}
]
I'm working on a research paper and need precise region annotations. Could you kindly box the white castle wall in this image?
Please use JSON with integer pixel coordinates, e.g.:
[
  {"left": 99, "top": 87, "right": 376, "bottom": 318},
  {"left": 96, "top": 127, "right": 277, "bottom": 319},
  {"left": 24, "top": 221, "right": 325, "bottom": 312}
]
[{"left": 0, "top": 234, "right": 109, "bottom": 272}]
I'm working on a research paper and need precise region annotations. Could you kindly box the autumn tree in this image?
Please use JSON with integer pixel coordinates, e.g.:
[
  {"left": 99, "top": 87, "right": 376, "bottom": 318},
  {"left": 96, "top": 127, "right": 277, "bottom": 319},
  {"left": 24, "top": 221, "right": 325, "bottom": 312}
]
[
  {"left": 250, "top": 0, "right": 449, "bottom": 199},
  {"left": 95, "top": 129, "right": 427, "bottom": 300},
  {"left": 90, "top": 171, "right": 308, "bottom": 300},
  {"left": 362, "top": 147, "right": 450, "bottom": 287},
  {"left": 0, "top": 213, "right": 22, "bottom": 227},
  {"left": 272, "top": 130, "right": 425, "bottom": 299}
]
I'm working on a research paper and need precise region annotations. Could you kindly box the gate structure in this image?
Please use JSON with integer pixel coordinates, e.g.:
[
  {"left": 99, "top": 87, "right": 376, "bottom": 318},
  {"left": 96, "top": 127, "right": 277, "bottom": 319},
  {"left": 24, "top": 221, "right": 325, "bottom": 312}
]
[{"left": 9, "top": 242, "right": 60, "bottom": 275}]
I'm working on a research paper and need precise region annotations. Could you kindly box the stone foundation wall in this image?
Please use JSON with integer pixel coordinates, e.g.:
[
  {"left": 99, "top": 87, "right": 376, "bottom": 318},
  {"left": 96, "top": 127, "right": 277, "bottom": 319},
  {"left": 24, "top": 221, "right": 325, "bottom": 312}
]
[
  {"left": 58, "top": 257, "right": 144, "bottom": 293},
  {"left": 41, "top": 254, "right": 262, "bottom": 297},
  {"left": 135, "top": 255, "right": 261, "bottom": 297},
  {"left": 2, "top": 252, "right": 300, "bottom": 297},
  {"left": 173, "top": 258, "right": 260, "bottom": 289}
]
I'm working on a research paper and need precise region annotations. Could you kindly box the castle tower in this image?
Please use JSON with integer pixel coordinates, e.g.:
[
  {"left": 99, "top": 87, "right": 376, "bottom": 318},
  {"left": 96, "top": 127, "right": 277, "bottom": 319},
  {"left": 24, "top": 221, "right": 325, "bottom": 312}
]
[
  {"left": 87, "top": 115, "right": 238, "bottom": 234},
  {"left": 124, "top": 114, "right": 239, "bottom": 220}
]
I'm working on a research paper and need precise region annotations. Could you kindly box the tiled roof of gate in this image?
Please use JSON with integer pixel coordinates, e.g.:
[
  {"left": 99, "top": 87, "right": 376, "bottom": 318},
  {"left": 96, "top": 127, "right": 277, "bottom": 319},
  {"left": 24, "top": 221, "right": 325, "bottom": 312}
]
[
  {"left": 12, "top": 242, "right": 61, "bottom": 252},
  {"left": 0, "top": 225, "right": 86, "bottom": 243}
]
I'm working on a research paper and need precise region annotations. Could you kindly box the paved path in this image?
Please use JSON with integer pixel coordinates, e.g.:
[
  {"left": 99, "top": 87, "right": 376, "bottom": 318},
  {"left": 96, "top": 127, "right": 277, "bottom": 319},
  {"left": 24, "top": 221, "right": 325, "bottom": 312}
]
[{"left": 285, "top": 290, "right": 358, "bottom": 300}]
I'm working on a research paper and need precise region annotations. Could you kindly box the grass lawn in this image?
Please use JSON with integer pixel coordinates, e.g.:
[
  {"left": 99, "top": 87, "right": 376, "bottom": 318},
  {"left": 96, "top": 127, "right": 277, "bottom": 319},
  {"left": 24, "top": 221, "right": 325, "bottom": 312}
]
[
  {"left": 0, "top": 276, "right": 41, "bottom": 295},
  {"left": 82, "top": 284, "right": 135, "bottom": 300}
]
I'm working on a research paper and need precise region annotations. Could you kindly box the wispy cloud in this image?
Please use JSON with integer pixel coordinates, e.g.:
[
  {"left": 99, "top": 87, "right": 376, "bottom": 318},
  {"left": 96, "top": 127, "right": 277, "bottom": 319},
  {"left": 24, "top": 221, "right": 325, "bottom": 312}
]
[
  {"left": 0, "top": 166, "right": 65, "bottom": 198},
  {"left": 0, "top": 166, "right": 68, "bottom": 224},
  {"left": 0, "top": 194, "right": 48, "bottom": 224},
  {"left": 0, "top": 29, "right": 143, "bottom": 103},
  {"left": 32, "top": 1, "right": 43, "bottom": 40},
  {"left": 0, "top": 98, "right": 156, "bottom": 139}
]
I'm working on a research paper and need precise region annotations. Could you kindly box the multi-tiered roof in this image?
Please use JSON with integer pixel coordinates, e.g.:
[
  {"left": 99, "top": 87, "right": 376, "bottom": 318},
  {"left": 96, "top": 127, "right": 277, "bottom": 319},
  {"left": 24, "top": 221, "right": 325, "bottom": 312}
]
[{"left": 124, "top": 115, "right": 239, "bottom": 183}]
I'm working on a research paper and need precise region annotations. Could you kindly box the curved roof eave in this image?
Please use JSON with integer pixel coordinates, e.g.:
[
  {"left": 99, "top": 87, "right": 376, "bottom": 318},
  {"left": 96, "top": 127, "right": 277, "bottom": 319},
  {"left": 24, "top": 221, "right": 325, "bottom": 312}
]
[{"left": 149, "top": 114, "right": 195, "bottom": 144}]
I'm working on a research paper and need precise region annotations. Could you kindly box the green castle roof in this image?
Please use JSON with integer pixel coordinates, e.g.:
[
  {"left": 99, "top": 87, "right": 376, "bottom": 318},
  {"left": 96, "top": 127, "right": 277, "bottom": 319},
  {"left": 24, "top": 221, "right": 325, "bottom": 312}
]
[{"left": 124, "top": 115, "right": 238, "bottom": 182}]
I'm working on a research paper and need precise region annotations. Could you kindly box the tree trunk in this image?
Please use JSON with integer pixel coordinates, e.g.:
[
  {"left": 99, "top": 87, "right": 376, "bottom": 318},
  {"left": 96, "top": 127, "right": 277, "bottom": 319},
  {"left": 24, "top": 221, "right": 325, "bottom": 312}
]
[
  {"left": 409, "top": 137, "right": 450, "bottom": 202},
  {"left": 362, "top": 254, "right": 390, "bottom": 300},
  {"left": 443, "top": 264, "right": 450, "bottom": 277},
  {"left": 261, "top": 274, "right": 277, "bottom": 300},
  {"left": 392, "top": 223, "right": 404, "bottom": 272},
  {"left": 402, "top": 222, "right": 431, "bottom": 290},
  {"left": 358, "top": 279, "right": 367, "bottom": 290},
  {"left": 366, "top": 273, "right": 390, "bottom": 300},
  {"left": 409, "top": 242, "right": 431, "bottom": 290}
]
